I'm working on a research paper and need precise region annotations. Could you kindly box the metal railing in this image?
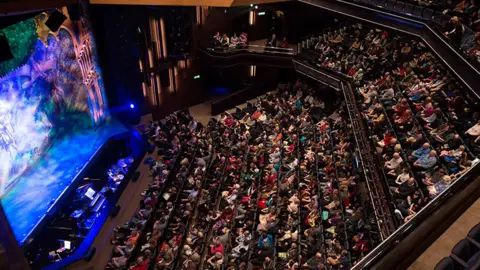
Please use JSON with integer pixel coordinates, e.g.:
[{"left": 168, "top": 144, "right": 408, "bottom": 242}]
[{"left": 204, "top": 44, "right": 297, "bottom": 56}]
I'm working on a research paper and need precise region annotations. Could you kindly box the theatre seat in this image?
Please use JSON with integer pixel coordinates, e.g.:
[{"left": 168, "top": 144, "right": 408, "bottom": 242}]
[
  {"left": 244, "top": 102, "right": 256, "bottom": 114},
  {"left": 441, "top": 15, "right": 452, "bottom": 28},
  {"left": 432, "top": 11, "right": 443, "bottom": 25},
  {"left": 392, "top": 1, "right": 404, "bottom": 12},
  {"left": 451, "top": 239, "right": 477, "bottom": 268},
  {"left": 385, "top": 0, "right": 396, "bottom": 11},
  {"left": 232, "top": 107, "right": 245, "bottom": 120},
  {"left": 468, "top": 224, "right": 480, "bottom": 242},
  {"left": 467, "top": 224, "right": 480, "bottom": 248},
  {"left": 434, "top": 257, "right": 454, "bottom": 270},
  {"left": 423, "top": 8, "right": 434, "bottom": 20},
  {"left": 403, "top": 3, "right": 414, "bottom": 14}
]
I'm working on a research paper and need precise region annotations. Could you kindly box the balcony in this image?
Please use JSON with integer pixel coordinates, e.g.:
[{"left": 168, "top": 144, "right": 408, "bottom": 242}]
[
  {"left": 298, "top": 0, "right": 480, "bottom": 100},
  {"left": 197, "top": 42, "right": 296, "bottom": 68}
]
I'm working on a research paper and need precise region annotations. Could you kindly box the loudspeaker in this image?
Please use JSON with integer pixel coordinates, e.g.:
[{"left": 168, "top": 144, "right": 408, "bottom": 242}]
[
  {"left": 0, "top": 33, "right": 13, "bottom": 62},
  {"left": 110, "top": 205, "right": 121, "bottom": 217},
  {"left": 83, "top": 247, "right": 96, "bottom": 261},
  {"left": 45, "top": 10, "right": 67, "bottom": 32},
  {"left": 131, "top": 171, "right": 141, "bottom": 182},
  {"left": 67, "top": 4, "right": 81, "bottom": 21}
]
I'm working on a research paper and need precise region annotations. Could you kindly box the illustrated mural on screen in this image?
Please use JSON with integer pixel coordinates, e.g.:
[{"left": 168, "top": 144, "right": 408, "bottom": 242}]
[{"left": 0, "top": 7, "right": 108, "bottom": 196}]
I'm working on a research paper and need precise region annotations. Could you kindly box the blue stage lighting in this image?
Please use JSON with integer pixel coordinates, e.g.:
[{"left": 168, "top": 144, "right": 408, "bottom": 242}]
[{"left": 130, "top": 104, "right": 135, "bottom": 109}]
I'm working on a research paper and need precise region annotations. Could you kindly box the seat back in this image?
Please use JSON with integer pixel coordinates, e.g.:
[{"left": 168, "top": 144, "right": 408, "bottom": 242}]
[
  {"left": 385, "top": 0, "right": 396, "bottom": 10},
  {"left": 434, "top": 257, "right": 455, "bottom": 270},
  {"left": 468, "top": 224, "right": 480, "bottom": 243},
  {"left": 452, "top": 239, "right": 475, "bottom": 262},
  {"left": 403, "top": 3, "right": 415, "bottom": 14},
  {"left": 423, "top": 8, "right": 435, "bottom": 20},
  {"left": 412, "top": 5, "right": 423, "bottom": 16},
  {"left": 393, "top": 1, "right": 404, "bottom": 12}
]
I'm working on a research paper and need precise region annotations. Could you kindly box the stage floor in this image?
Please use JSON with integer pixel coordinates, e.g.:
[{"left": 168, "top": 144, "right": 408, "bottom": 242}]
[{"left": 0, "top": 121, "right": 127, "bottom": 244}]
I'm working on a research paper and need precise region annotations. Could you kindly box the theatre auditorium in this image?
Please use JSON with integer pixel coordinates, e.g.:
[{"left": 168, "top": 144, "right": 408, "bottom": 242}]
[{"left": 0, "top": 0, "right": 479, "bottom": 269}]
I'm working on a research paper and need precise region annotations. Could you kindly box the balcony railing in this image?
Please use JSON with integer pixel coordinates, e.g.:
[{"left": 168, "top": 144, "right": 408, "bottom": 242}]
[{"left": 204, "top": 44, "right": 297, "bottom": 56}]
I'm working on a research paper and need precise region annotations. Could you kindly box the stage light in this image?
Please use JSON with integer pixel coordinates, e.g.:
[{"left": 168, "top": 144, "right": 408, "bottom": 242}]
[
  {"left": 250, "top": 4, "right": 253, "bottom": 7},
  {"left": 130, "top": 104, "right": 135, "bottom": 109},
  {"left": 255, "top": 5, "right": 258, "bottom": 9},
  {"left": 194, "top": 75, "right": 200, "bottom": 79},
  {"left": 258, "top": 12, "right": 266, "bottom": 16}
]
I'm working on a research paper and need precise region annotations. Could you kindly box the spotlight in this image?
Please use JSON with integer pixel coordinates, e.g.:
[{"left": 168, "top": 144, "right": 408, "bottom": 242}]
[
  {"left": 255, "top": 5, "right": 258, "bottom": 9},
  {"left": 130, "top": 103, "right": 135, "bottom": 109},
  {"left": 0, "top": 32, "right": 13, "bottom": 62}
]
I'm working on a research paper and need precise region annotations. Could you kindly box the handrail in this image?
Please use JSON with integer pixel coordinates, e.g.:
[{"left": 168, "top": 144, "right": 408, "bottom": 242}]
[
  {"left": 205, "top": 44, "right": 297, "bottom": 56},
  {"left": 293, "top": 58, "right": 396, "bottom": 238},
  {"left": 352, "top": 160, "right": 480, "bottom": 269}
]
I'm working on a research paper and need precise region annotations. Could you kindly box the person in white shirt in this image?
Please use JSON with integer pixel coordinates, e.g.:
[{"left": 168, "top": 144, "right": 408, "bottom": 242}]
[
  {"left": 258, "top": 111, "right": 267, "bottom": 122},
  {"left": 380, "top": 88, "right": 395, "bottom": 101},
  {"left": 395, "top": 168, "right": 410, "bottom": 185},
  {"left": 230, "top": 33, "right": 239, "bottom": 48},
  {"left": 153, "top": 124, "right": 161, "bottom": 138},
  {"left": 466, "top": 120, "right": 480, "bottom": 143},
  {"left": 385, "top": 152, "right": 403, "bottom": 170},
  {"left": 304, "top": 93, "right": 314, "bottom": 104}
]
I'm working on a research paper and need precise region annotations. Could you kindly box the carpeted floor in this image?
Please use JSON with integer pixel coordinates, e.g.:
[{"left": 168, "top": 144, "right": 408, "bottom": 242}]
[{"left": 409, "top": 198, "right": 480, "bottom": 270}]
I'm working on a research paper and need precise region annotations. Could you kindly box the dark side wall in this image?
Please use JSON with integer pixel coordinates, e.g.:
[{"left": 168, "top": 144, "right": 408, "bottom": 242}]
[
  {"left": 88, "top": 4, "right": 145, "bottom": 118},
  {"left": 198, "top": 2, "right": 335, "bottom": 46}
]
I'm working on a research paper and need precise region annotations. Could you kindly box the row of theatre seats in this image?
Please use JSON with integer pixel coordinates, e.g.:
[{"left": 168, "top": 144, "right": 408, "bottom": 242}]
[
  {"left": 106, "top": 110, "right": 206, "bottom": 269},
  {"left": 435, "top": 224, "right": 480, "bottom": 270},
  {"left": 351, "top": 0, "right": 452, "bottom": 27},
  {"left": 300, "top": 22, "right": 479, "bottom": 227},
  {"left": 106, "top": 79, "right": 389, "bottom": 269},
  {"left": 342, "top": 0, "right": 480, "bottom": 67},
  {"left": 184, "top": 84, "right": 380, "bottom": 269}
]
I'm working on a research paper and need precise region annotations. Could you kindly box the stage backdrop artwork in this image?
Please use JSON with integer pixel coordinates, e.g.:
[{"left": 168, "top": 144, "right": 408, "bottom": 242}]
[
  {"left": 0, "top": 6, "right": 111, "bottom": 244},
  {"left": 0, "top": 8, "right": 108, "bottom": 196}
]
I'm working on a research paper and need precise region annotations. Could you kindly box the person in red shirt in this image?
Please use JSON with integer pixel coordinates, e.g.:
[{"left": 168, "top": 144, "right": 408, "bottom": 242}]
[
  {"left": 258, "top": 196, "right": 268, "bottom": 210},
  {"left": 264, "top": 173, "right": 276, "bottom": 185},
  {"left": 347, "top": 66, "right": 357, "bottom": 76},
  {"left": 210, "top": 239, "right": 225, "bottom": 255},
  {"left": 130, "top": 257, "right": 148, "bottom": 270}
]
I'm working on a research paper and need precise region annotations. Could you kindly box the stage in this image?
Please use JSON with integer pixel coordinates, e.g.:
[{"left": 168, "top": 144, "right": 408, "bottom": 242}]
[{"left": 0, "top": 120, "right": 128, "bottom": 245}]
